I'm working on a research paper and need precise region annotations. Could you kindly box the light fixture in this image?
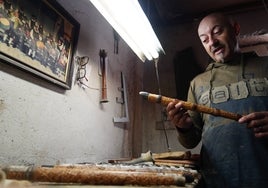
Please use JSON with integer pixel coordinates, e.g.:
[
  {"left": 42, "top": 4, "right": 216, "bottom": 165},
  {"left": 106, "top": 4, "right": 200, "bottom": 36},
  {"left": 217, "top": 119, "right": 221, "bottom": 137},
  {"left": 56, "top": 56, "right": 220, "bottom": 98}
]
[{"left": 89, "top": 0, "right": 165, "bottom": 62}]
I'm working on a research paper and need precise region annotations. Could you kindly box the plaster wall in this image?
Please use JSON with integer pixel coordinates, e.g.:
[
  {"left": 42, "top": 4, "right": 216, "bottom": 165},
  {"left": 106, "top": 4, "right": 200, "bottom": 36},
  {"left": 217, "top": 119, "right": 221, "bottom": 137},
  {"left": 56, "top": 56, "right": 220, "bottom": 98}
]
[{"left": 0, "top": 0, "right": 143, "bottom": 165}]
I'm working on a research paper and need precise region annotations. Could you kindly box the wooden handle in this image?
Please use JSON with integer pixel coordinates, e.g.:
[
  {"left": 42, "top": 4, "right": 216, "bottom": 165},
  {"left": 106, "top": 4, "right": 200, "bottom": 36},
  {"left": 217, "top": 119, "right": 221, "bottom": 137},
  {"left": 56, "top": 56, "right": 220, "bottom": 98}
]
[{"left": 99, "top": 49, "right": 108, "bottom": 103}]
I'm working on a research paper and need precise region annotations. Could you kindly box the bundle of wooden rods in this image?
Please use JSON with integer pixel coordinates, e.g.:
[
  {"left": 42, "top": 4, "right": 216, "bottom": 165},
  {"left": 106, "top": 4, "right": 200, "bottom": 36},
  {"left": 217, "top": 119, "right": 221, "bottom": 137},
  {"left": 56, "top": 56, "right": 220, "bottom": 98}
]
[
  {"left": 139, "top": 91, "right": 242, "bottom": 121},
  {"left": 1, "top": 164, "right": 200, "bottom": 186}
]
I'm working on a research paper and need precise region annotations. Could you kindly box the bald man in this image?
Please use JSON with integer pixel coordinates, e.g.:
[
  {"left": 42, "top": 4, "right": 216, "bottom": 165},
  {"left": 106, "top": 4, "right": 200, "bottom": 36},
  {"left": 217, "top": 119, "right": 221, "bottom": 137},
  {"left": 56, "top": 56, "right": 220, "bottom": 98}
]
[{"left": 167, "top": 13, "right": 268, "bottom": 187}]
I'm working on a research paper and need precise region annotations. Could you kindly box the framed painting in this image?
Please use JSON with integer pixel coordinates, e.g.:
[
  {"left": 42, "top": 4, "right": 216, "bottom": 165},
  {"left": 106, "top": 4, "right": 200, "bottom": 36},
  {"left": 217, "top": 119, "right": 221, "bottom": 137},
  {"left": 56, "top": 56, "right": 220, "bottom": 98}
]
[{"left": 0, "top": 0, "right": 80, "bottom": 89}]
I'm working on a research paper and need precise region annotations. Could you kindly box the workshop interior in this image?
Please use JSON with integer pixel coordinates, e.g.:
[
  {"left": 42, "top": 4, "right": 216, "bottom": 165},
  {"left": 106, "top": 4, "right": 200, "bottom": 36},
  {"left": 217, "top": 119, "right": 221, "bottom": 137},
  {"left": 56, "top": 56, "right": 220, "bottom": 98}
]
[{"left": 0, "top": 0, "right": 268, "bottom": 187}]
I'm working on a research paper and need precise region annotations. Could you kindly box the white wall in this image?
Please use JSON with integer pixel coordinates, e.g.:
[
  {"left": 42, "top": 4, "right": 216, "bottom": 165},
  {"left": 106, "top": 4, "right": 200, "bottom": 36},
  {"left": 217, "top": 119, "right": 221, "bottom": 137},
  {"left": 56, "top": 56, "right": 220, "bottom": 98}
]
[{"left": 0, "top": 0, "right": 143, "bottom": 165}]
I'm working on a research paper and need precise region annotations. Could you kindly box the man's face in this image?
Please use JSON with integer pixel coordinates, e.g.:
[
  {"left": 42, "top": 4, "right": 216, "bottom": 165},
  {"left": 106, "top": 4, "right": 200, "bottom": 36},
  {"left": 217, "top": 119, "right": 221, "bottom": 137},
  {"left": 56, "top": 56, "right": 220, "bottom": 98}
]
[{"left": 198, "top": 14, "right": 237, "bottom": 63}]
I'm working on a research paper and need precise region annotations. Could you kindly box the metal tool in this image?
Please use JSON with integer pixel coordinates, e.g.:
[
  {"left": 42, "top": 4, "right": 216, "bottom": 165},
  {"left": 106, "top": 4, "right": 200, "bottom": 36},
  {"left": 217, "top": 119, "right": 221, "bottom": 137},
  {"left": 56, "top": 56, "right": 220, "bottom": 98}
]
[{"left": 113, "top": 72, "right": 129, "bottom": 123}]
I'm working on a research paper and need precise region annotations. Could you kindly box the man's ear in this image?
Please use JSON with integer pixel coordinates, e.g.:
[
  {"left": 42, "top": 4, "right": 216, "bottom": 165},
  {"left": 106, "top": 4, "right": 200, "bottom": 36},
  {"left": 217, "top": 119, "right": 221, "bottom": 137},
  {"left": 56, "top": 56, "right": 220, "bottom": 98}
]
[{"left": 233, "top": 22, "right": 240, "bottom": 36}]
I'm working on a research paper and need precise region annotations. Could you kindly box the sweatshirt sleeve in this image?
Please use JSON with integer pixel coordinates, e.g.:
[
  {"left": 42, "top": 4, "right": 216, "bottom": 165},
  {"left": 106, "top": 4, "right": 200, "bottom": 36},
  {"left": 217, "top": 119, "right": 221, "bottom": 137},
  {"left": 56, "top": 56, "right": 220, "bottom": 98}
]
[{"left": 176, "top": 81, "right": 203, "bottom": 149}]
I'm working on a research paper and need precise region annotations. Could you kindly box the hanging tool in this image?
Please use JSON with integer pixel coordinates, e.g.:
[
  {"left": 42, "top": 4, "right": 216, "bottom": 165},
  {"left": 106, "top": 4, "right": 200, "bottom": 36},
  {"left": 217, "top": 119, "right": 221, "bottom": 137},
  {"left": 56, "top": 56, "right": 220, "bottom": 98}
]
[
  {"left": 113, "top": 72, "right": 129, "bottom": 123},
  {"left": 113, "top": 29, "right": 120, "bottom": 54},
  {"left": 99, "top": 49, "right": 108, "bottom": 103}
]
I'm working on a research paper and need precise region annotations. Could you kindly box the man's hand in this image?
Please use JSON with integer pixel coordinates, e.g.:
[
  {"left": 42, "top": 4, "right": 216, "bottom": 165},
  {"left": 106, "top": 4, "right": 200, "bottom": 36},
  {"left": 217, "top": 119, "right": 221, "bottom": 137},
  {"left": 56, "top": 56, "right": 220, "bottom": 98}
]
[
  {"left": 166, "top": 101, "right": 193, "bottom": 130},
  {"left": 239, "top": 111, "right": 268, "bottom": 138}
]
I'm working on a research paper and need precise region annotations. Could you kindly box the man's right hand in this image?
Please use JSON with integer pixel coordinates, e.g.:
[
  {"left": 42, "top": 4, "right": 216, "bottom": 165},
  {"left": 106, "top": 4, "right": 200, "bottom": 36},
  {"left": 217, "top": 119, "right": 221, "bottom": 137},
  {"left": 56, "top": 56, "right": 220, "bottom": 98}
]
[{"left": 166, "top": 101, "right": 193, "bottom": 130}]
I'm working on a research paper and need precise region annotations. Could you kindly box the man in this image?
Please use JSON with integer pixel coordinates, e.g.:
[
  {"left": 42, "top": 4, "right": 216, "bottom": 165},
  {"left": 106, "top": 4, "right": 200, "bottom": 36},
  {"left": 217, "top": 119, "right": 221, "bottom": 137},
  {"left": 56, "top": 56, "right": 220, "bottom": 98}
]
[{"left": 166, "top": 13, "right": 268, "bottom": 187}]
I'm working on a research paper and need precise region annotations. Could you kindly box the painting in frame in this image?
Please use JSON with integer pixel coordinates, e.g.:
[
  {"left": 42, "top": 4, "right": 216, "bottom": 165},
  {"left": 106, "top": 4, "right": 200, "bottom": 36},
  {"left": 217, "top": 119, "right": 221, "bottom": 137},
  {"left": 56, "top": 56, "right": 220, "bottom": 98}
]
[{"left": 0, "top": 0, "right": 80, "bottom": 89}]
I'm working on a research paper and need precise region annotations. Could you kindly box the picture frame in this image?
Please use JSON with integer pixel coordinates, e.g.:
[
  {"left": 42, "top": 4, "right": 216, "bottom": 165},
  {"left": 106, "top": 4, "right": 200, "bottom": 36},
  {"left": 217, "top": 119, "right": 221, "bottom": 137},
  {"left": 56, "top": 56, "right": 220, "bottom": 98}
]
[{"left": 0, "top": 0, "right": 80, "bottom": 89}]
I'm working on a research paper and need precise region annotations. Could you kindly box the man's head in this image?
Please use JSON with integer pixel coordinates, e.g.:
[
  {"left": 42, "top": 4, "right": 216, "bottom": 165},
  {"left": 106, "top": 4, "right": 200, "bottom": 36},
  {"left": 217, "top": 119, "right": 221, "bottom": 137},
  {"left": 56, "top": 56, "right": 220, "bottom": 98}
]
[{"left": 198, "top": 13, "right": 240, "bottom": 63}]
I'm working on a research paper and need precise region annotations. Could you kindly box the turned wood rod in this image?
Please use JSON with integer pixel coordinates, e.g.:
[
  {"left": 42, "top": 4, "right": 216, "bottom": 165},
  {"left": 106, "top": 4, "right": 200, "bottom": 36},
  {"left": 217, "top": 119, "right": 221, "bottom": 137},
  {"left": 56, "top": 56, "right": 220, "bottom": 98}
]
[
  {"left": 2, "top": 165, "right": 186, "bottom": 186},
  {"left": 139, "top": 91, "right": 242, "bottom": 121}
]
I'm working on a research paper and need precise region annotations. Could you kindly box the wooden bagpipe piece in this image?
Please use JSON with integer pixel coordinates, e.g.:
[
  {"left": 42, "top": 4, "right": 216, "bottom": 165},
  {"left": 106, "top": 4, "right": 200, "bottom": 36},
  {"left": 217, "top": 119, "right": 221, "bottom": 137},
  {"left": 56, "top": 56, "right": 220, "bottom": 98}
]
[
  {"left": 1, "top": 163, "right": 192, "bottom": 186},
  {"left": 140, "top": 91, "right": 242, "bottom": 121}
]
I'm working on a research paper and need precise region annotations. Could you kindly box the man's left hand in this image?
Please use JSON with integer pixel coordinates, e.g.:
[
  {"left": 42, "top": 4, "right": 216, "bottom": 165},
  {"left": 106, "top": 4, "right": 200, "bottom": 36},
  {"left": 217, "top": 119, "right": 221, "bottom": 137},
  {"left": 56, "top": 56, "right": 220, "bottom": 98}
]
[{"left": 239, "top": 111, "right": 268, "bottom": 138}]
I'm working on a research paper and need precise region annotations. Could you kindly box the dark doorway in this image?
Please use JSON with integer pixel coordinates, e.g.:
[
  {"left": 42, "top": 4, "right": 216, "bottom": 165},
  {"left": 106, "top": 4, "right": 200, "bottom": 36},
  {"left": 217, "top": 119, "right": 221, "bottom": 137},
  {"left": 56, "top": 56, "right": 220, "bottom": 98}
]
[{"left": 173, "top": 47, "right": 203, "bottom": 100}]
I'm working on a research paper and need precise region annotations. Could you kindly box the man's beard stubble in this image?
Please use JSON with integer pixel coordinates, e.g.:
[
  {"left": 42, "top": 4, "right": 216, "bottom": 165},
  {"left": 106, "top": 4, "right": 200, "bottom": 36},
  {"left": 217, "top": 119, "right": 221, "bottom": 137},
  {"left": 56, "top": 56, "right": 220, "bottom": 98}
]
[{"left": 217, "top": 53, "right": 225, "bottom": 63}]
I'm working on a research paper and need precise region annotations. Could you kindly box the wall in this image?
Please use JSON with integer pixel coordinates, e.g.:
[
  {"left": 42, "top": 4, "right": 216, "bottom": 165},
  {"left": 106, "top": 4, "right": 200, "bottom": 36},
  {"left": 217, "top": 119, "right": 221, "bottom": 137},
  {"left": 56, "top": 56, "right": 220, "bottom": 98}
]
[
  {"left": 141, "top": 9, "right": 268, "bottom": 154},
  {"left": 0, "top": 0, "right": 144, "bottom": 165}
]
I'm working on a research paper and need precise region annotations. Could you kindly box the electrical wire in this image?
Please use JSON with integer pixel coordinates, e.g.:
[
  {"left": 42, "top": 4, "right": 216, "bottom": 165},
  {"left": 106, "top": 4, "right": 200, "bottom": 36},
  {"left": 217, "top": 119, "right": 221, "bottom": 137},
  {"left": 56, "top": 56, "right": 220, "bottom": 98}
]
[
  {"left": 154, "top": 58, "right": 171, "bottom": 152},
  {"left": 262, "top": 0, "right": 268, "bottom": 14}
]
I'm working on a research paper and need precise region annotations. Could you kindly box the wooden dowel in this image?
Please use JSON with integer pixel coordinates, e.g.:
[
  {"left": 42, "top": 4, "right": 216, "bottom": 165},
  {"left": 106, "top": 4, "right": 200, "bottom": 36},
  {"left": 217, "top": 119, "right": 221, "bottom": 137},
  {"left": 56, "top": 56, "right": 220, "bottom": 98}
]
[
  {"left": 2, "top": 165, "right": 187, "bottom": 186},
  {"left": 140, "top": 91, "right": 242, "bottom": 121}
]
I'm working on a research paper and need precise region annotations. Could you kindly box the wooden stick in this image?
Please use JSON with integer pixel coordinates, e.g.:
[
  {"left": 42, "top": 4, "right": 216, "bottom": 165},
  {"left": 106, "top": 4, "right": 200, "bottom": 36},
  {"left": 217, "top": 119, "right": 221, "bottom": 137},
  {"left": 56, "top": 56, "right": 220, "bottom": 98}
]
[
  {"left": 2, "top": 165, "right": 187, "bottom": 186},
  {"left": 139, "top": 91, "right": 242, "bottom": 121},
  {"left": 238, "top": 33, "right": 268, "bottom": 47}
]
